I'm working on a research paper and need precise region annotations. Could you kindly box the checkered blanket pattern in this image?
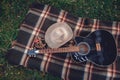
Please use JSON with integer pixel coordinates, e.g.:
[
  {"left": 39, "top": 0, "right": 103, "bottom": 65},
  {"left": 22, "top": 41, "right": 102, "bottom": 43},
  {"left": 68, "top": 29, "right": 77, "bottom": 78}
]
[{"left": 7, "top": 3, "right": 120, "bottom": 80}]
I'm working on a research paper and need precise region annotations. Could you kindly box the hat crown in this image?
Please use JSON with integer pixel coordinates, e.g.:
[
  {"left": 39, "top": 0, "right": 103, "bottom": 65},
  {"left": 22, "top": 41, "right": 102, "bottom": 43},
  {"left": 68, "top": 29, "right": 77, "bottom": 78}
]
[{"left": 51, "top": 27, "right": 68, "bottom": 43}]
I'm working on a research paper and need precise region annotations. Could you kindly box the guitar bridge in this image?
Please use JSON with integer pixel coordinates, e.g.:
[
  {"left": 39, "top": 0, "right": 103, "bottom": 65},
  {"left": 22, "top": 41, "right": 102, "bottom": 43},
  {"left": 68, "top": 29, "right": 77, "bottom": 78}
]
[{"left": 96, "top": 43, "right": 101, "bottom": 51}]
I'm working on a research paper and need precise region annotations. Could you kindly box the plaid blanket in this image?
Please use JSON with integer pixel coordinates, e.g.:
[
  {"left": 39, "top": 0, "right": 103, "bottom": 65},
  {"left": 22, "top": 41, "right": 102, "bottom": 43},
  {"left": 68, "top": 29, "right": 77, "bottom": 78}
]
[{"left": 7, "top": 3, "right": 120, "bottom": 80}]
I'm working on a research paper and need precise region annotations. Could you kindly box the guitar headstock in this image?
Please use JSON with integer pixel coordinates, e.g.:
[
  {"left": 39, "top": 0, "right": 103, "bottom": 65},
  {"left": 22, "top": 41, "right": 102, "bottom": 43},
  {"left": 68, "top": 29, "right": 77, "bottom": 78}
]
[{"left": 27, "top": 49, "right": 38, "bottom": 57}]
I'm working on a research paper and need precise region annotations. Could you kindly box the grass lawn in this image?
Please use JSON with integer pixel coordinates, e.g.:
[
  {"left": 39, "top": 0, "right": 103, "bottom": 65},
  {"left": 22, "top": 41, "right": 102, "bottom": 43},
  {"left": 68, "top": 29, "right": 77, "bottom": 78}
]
[{"left": 0, "top": 0, "right": 119, "bottom": 80}]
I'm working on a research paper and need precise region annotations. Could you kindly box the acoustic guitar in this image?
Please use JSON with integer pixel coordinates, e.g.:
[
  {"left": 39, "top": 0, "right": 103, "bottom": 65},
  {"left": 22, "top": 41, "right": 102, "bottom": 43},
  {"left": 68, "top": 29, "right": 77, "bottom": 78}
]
[{"left": 27, "top": 30, "right": 117, "bottom": 66}]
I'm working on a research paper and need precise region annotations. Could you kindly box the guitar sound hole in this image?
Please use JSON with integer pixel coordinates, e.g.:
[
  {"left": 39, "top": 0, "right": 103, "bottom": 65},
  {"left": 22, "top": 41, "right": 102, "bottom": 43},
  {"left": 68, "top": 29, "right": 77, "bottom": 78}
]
[{"left": 78, "top": 42, "right": 90, "bottom": 55}]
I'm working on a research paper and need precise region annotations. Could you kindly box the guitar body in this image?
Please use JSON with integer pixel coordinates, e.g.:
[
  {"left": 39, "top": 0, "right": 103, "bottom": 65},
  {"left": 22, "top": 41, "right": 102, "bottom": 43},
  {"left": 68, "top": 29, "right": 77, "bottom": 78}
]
[{"left": 71, "top": 30, "right": 117, "bottom": 66}]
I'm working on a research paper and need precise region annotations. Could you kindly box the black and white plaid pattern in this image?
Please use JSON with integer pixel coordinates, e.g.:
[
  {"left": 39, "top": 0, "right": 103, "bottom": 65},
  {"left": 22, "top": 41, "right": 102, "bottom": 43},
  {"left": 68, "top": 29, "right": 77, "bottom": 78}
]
[{"left": 7, "top": 3, "right": 120, "bottom": 80}]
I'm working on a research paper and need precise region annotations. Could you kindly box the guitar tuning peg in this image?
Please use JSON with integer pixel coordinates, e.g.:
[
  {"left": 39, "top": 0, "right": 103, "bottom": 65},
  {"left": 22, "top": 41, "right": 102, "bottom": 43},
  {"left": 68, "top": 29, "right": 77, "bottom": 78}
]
[
  {"left": 33, "top": 55, "right": 35, "bottom": 57},
  {"left": 29, "top": 55, "right": 31, "bottom": 57},
  {"left": 33, "top": 55, "right": 36, "bottom": 57},
  {"left": 32, "top": 55, "right": 35, "bottom": 57}
]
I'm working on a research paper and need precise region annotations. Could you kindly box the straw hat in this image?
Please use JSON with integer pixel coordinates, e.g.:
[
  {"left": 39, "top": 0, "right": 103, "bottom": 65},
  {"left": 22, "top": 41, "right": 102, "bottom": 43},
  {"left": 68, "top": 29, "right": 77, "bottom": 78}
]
[{"left": 45, "top": 22, "right": 73, "bottom": 48}]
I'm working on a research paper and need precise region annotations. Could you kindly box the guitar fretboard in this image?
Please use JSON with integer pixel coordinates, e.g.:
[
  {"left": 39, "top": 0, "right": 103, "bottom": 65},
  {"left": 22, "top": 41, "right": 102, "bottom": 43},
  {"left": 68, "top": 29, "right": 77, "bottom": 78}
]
[{"left": 38, "top": 46, "right": 80, "bottom": 54}]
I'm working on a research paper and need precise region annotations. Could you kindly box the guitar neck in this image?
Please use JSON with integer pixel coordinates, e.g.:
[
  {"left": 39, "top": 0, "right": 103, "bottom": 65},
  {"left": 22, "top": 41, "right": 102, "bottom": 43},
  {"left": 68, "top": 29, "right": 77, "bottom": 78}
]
[{"left": 38, "top": 46, "right": 80, "bottom": 54}]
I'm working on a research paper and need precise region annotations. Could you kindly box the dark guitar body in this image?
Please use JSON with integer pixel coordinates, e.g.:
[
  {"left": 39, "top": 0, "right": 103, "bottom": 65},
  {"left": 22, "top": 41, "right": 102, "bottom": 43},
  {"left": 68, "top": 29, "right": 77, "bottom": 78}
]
[{"left": 71, "top": 30, "right": 117, "bottom": 66}]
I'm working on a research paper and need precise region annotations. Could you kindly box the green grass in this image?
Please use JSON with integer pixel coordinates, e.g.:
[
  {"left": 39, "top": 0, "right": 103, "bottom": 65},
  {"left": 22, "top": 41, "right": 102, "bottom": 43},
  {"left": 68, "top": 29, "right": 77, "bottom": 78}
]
[{"left": 0, "top": 0, "right": 119, "bottom": 80}]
